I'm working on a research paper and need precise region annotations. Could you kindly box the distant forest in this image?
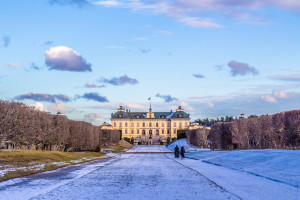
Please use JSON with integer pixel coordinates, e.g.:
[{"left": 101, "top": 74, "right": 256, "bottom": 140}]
[{"left": 194, "top": 115, "right": 259, "bottom": 126}]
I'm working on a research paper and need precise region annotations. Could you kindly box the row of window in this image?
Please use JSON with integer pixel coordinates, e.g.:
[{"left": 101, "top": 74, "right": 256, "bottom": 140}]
[
  {"left": 123, "top": 129, "right": 177, "bottom": 134},
  {"left": 113, "top": 122, "right": 188, "bottom": 128}
]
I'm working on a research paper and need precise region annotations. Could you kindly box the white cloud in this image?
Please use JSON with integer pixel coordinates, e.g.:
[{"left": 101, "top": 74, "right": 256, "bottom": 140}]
[
  {"left": 260, "top": 95, "right": 277, "bottom": 103},
  {"left": 4, "top": 62, "right": 19, "bottom": 67},
  {"left": 272, "top": 90, "right": 295, "bottom": 99},
  {"left": 177, "top": 101, "right": 195, "bottom": 112},
  {"left": 45, "top": 46, "right": 92, "bottom": 72},
  {"left": 28, "top": 102, "right": 48, "bottom": 112},
  {"left": 207, "top": 102, "right": 214, "bottom": 108},
  {"left": 93, "top": 0, "right": 300, "bottom": 28},
  {"left": 48, "top": 102, "right": 69, "bottom": 113},
  {"left": 84, "top": 113, "right": 104, "bottom": 122},
  {"left": 94, "top": 0, "right": 122, "bottom": 7}
]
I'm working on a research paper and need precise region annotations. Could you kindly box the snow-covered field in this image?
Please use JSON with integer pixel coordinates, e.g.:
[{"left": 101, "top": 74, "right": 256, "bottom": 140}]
[
  {"left": 189, "top": 149, "right": 300, "bottom": 187},
  {"left": 0, "top": 145, "right": 299, "bottom": 200}
]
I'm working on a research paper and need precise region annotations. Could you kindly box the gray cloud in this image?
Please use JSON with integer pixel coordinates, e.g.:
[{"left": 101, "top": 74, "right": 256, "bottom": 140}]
[
  {"left": 193, "top": 73, "right": 205, "bottom": 78},
  {"left": 44, "top": 41, "right": 54, "bottom": 45},
  {"left": 156, "top": 93, "right": 178, "bottom": 103},
  {"left": 15, "top": 92, "right": 71, "bottom": 103},
  {"left": 269, "top": 74, "right": 300, "bottom": 82},
  {"left": 79, "top": 92, "right": 109, "bottom": 103},
  {"left": 99, "top": 75, "right": 138, "bottom": 86},
  {"left": 139, "top": 48, "right": 151, "bottom": 54},
  {"left": 2, "top": 35, "right": 10, "bottom": 47},
  {"left": 45, "top": 46, "right": 92, "bottom": 72},
  {"left": 30, "top": 63, "right": 41, "bottom": 71},
  {"left": 228, "top": 60, "right": 259, "bottom": 76},
  {"left": 49, "top": 0, "right": 89, "bottom": 7},
  {"left": 85, "top": 81, "right": 106, "bottom": 88}
]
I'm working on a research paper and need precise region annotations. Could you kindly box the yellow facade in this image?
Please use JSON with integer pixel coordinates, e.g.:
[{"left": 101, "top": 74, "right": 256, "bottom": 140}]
[{"left": 110, "top": 106, "right": 190, "bottom": 144}]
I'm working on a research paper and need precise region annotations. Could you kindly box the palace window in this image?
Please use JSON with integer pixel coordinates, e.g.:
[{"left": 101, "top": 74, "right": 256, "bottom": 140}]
[
  {"left": 136, "top": 115, "right": 140, "bottom": 118},
  {"left": 178, "top": 114, "right": 183, "bottom": 118},
  {"left": 131, "top": 129, "right": 134, "bottom": 134},
  {"left": 167, "top": 129, "right": 170, "bottom": 134},
  {"left": 185, "top": 122, "right": 188, "bottom": 127},
  {"left": 131, "top": 123, "right": 134, "bottom": 127},
  {"left": 118, "top": 114, "right": 123, "bottom": 118},
  {"left": 161, "top": 115, "right": 165, "bottom": 118},
  {"left": 137, "top": 129, "right": 139, "bottom": 134},
  {"left": 156, "top": 122, "right": 159, "bottom": 127},
  {"left": 156, "top": 130, "right": 159, "bottom": 136},
  {"left": 179, "top": 122, "right": 182, "bottom": 128},
  {"left": 173, "top": 122, "right": 176, "bottom": 127},
  {"left": 174, "top": 129, "right": 176, "bottom": 134},
  {"left": 143, "top": 122, "right": 145, "bottom": 127},
  {"left": 114, "top": 122, "right": 116, "bottom": 127},
  {"left": 125, "top": 122, "right": 128, "bottom": 127},
  {"left": 137, "top": 122, "right": 140, "bottom": 127},
  {"left": 167, "top": 122, "right": 171, "bottom": 127},
  {"left": 162, "top": 122, "right": 164, "bottom": 127},
  {"left": 162, "top": 129, "right": 164, "bottom": 134},
  {"left": 119, "top": 122, "right": 122, "bottom": 127},
  {"left": 125, "top": 129, "right": 128, "bottom": 134},
  {"left": 142, "top": 130, "right": 145, "bottom": 135},
  {"left": 149, "top": 122, "right": 152, "bottom": 127}
]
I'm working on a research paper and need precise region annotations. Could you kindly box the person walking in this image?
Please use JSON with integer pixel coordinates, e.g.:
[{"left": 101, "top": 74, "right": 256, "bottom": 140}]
[
  {"left": 174, "top": 145, "right": 179, "bottom": 158},
  {"left": 180, "top": 146, "right": 185, "bottom": 159}
]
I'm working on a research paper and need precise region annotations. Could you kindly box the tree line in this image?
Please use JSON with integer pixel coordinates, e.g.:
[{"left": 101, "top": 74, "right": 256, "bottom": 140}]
[
  {"left": 0, "top": 101, "right": 119, "bottom": 152},
  {"left": 186, "top": 110, "right": 300, "bottom": 150},
  {"left": 208, "top": 110, "right": 300, "bottom": 149}
]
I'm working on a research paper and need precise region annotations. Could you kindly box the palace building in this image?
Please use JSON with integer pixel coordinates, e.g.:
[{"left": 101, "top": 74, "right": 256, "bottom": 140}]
[{"left": 110, "top": 105, "right": 191, "bottom": 144}]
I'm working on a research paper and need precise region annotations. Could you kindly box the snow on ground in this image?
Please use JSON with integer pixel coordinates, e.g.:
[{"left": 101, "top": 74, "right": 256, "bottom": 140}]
[
  {"left": 167, "top": 154, "right": 300, "bottom": 200},
  {"left": 186, "top": 149, "right": 300, "bottom": 188},
  {"left": 127, "top": 145, "right": 171, "bottom": 152},
  {"left": 1, "top": 146, "right": 299, "bottom": 200},
  {"left": 0, "top": 154, "right": 131, "bottom": 200},
  {"left": 30, "top": 154, "right": 238, "bottom": 200},
  {"left": 0, "top": 155, "right": 115, "bottom": 178},
  {"left": 167, "top": 138, "right": 202, "bottom": 152}
]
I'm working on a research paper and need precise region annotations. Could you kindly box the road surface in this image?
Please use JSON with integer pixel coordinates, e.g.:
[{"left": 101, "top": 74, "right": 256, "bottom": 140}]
[{"left": 0, "top": 146, "right": 299, "bottom": 200}]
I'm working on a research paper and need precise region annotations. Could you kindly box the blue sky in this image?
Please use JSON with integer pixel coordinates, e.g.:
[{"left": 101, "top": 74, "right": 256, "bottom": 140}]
[{"left": 1, "top": 0, "right": 300, "bottom": 124}]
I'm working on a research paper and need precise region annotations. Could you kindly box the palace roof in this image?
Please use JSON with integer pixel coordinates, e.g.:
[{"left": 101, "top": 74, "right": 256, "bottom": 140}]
[{"left": 111, "top": 110, "right": 190, "bottom": 119}]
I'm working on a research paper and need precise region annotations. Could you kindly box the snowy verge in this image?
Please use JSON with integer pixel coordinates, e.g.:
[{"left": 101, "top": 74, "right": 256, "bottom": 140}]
[
  {"left": 186, "top": 149, "right": 300, "bottom": 188},
  {"left": 166, "top": 154, "right": 300, "bottom": 200}
]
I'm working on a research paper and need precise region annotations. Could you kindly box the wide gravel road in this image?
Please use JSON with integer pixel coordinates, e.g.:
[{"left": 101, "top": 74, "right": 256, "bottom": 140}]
[{"left": 0, "top": 146, "right": 239, "bottom": 200}]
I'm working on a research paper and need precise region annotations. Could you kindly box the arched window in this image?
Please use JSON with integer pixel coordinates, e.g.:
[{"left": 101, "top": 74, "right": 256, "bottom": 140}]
[
  {"left": 178, "top": 114, "right": 183, "bottom": 118},
  {"left": 161, "top": 115, "right": 165, "bottom": 118},
  {"left": 118, "top": 114, "right": 123, "bottom": 118}
]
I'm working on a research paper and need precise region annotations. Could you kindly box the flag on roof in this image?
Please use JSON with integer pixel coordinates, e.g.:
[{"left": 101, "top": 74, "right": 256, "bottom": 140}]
[{"left": 148, "top": 97, "right": 151, "bottom": 100}]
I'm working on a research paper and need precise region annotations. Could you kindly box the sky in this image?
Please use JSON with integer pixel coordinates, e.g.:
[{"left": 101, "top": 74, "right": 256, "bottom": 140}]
[{"left": 1, "top": 0, "right": 300, "bottom": 125}]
